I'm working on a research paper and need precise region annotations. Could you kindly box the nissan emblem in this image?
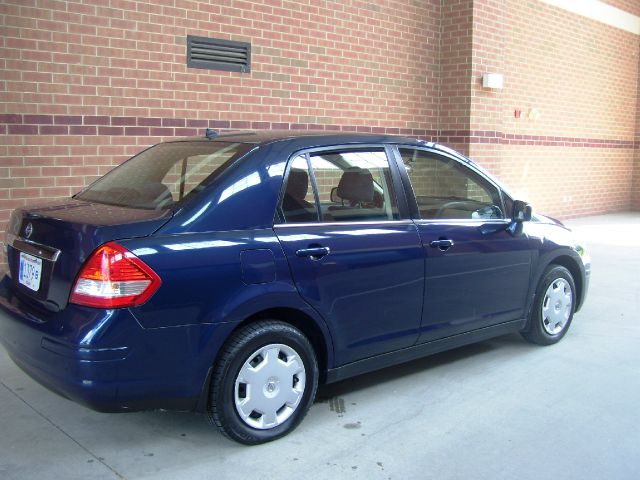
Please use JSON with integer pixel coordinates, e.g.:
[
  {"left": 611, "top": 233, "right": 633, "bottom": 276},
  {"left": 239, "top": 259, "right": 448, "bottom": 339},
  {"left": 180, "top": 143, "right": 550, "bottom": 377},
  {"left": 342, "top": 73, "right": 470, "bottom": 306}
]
[{"left": 24, "top": 222, "right": 33, "bottom": 239}]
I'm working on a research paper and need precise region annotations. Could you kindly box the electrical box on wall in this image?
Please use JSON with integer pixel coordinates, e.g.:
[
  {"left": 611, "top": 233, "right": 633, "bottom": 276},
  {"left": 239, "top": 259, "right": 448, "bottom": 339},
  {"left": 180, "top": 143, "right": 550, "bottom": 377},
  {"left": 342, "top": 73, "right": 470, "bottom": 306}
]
[{"left": 482, "top": 73, "right": 504, "bottom": 89}]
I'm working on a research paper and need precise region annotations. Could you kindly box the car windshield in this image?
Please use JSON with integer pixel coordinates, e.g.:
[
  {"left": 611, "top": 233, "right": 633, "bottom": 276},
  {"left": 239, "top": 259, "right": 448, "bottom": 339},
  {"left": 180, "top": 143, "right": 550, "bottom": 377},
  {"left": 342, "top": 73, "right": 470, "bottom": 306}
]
[{"left": 75, "top": 141, "right": 254, "bottom": 210}]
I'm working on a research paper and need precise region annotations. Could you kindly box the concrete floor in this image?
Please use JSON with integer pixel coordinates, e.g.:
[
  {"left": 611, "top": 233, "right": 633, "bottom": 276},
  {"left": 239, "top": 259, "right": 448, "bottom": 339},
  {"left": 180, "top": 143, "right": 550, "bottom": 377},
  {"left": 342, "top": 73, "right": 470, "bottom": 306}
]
[{"left": 1, "top": 213, "right": 639, "bottom": 479}]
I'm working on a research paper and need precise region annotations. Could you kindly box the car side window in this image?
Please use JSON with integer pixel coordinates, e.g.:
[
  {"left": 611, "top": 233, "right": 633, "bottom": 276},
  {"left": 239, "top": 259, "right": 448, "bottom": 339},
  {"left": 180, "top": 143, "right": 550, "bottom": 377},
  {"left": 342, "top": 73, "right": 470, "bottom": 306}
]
[
  {"left": 308, "top": 149, "right": 400, "bottom": 222},
  {"left": 280, "top": 155, "right": 319, "bottom": 223},
  {"left": 279, "top": 149, "right": 401, "bottom": 224},
  {"left": 399, "top": 148, "right": 504, "bottom": 220}
]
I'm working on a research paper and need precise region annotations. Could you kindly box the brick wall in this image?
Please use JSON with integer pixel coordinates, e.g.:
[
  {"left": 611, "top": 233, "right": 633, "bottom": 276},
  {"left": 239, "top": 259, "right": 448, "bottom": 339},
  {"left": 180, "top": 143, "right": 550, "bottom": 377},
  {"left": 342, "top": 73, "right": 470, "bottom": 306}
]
[
  {"left": 603, "top": 0, "right": 640, "bottom": 16},
  {"left": 438, "top": 0, "right": 473, "bottom": 155},
  {"left": 0, "top": 0, "right": 440, "bottom": 236},
  {"left": 468, "top": 0, "right": 639, "bottom": 218},
  {"left": 634, "top": 55, "right": 640, "bottom": 210},
  {"left": 1, "top": 0, "right": 639, "bottom": 252}
]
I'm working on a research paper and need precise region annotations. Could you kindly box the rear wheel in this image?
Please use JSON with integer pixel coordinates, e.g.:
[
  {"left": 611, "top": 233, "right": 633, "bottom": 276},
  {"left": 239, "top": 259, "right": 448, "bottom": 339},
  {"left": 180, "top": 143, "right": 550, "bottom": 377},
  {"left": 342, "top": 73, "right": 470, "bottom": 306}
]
[
  {"left": 521, "top": 265, "right": 576, "bottom": 345},
  {"left": 209, "top": 320, "right": 318, "bottom": 444}
]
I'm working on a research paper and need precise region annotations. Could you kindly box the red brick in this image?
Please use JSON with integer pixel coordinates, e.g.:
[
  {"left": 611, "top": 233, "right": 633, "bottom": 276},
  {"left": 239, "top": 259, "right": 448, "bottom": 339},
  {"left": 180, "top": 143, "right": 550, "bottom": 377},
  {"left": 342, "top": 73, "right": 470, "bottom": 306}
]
[
  {"left": 162, "top": 118, "right": 185, "bottom": 127},
  {"left": 8, "top": 125, "right": 38, "bottom": 135},
  {"left": 69, "top": 126, "right": 97, "bottom": 135},
  {"left": 187, "top": 119, "right": 208, "bottom": 127},
  {"left": 209, "top": 120, "right": 231, "bottom": 129},
  {"left": 174, "top": 128, "right": 198, "bottom": 136},
  {"left": 98, "top": 126, "right": 124, "bottom": 135},
  {"left": 25, "top": 177, "right": 55, "bottom": 187},
  {"left": 39, "top": 125, "right": 68, "bottom": 134},
  {"left": 138, "top": 117, "right": 162, "bottom": 126},
  {"left": 124, "top": 127, "right": 150, "bottom": 136},
  {"left": 150, "top": 127, "right": 174, "bottom": 136},
  {"left": 55, "top": 176, "right": 85, "bottom": 187},
  {"left": 42, "top": 166, "right": 71, "bottom": 176},
  {"left": 10, "top": 188, "right": 41, "bottom": 199},
  {"left": 112, "top": 116, "right": 137, "bottom": 126},
  {"left": 54, "top": 115, "right": 82, "bottom": 125},
  {"left": 23, "top": 115, "right": 54, "bottom": 124},
  {"left": 40, "top": 187, "right": 73, "bottom": 198},
  {"left": 83, "top": 116, "right": 110, "bottom": 125}
]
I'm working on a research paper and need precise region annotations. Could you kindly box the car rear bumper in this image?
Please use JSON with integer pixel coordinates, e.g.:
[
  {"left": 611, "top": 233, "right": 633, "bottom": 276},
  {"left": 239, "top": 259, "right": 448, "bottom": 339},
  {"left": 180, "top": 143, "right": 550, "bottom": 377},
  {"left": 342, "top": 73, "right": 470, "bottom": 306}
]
[{"left": 0, "top": 276, "right": 221, "bottom": 412}]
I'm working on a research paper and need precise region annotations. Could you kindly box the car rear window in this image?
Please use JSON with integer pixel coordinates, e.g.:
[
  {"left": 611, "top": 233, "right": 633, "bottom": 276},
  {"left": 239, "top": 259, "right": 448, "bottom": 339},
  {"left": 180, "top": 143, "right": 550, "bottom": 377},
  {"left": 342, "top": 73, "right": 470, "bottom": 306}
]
[{"left": 75, "top": 141, "right": 253, "bottom": 210}]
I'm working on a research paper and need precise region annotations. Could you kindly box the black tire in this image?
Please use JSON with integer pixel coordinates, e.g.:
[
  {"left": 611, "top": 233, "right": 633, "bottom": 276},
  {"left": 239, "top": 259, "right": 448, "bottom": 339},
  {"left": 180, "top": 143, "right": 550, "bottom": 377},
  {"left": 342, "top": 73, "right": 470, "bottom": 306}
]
[
  {"left": 521, "top": 265, "right": 576, "bottom": 346},
  {"left": 209, "top": 320, "right": 318, "bottom": 445}
]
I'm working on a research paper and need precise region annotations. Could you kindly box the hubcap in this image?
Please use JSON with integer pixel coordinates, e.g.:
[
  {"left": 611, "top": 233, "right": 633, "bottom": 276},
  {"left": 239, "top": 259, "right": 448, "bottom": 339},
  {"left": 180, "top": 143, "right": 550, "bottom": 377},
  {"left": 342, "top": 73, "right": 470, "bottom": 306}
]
[
  {"left": 234, "top": 344, "right": 306, "bottom": 430},
  {"left": 541, "top": 278, "right": 573, "bottom": 335}
]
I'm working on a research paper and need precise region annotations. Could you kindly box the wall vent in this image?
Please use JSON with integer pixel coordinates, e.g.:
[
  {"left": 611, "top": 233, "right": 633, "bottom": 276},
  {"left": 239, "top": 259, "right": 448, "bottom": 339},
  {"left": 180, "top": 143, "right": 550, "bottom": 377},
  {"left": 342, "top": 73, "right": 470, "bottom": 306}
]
[{"left": 187, "top": 35, "right": 251, "bottom": 73}]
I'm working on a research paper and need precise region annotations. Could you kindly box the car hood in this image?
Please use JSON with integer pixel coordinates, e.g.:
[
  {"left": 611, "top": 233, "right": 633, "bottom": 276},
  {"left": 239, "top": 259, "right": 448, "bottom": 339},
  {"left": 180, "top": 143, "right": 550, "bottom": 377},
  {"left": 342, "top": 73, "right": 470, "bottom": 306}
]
[{"left": 533, "top": 213, "right": 565, "bottom": 228}]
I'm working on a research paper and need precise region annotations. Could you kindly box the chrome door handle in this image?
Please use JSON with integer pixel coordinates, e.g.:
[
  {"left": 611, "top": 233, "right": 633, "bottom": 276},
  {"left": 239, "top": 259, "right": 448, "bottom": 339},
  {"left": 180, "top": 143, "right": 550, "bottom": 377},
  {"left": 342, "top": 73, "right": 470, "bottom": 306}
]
[
  {"left": 295, "top": 247, "right": 330, "bottom": 259},
  {"left": 429, "top": 239, "right": 455, "bottom": 251}
]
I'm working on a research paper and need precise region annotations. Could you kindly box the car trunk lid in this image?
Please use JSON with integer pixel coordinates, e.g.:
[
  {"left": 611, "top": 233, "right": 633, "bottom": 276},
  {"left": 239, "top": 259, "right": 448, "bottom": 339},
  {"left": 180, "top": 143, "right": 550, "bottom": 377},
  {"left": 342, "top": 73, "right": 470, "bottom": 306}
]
[{"left": 5, "top": 199, "right": 172, "bottom": 312}]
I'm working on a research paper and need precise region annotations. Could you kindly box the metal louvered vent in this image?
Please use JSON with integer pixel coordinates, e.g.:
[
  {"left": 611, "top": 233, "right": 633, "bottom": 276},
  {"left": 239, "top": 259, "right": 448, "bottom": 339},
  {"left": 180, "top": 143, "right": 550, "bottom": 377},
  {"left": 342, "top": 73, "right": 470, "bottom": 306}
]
[{"left": 187, "top": 35, "right": 251, "bottom": 73}]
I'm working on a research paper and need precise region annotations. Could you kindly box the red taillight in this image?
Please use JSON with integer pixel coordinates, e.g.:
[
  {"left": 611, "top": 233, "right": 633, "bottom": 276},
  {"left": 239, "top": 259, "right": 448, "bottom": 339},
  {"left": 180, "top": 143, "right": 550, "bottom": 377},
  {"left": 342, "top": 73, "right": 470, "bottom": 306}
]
[{"left": 70, "top": 242, "right": 161, "bottom": 308}]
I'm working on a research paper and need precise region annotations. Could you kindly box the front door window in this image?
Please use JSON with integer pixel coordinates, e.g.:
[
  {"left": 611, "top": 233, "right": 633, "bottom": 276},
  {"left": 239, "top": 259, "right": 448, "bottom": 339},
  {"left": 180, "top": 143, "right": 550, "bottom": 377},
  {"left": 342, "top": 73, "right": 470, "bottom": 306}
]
[{"left": 398, "top": 148, "right": 504, "bottom": 220}]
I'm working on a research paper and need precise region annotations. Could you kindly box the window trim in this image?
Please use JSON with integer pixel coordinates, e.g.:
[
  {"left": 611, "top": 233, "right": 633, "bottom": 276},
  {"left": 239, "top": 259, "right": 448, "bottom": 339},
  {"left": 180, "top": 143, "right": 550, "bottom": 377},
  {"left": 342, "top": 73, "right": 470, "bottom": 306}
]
[
  {"left": 305, "top": 152, "right": 323, "bottom": 222},
  {"left": 274, "top": 144, "right": 411, "bottom": 226},
  {"left": 390, "top": 145, "right": 509, "bottom": 222},
  {"left": 274, "top": 219, "right": 415, "bottom": 228},
  {"left": 274, "top": 153, "right": 319, "bottom": 224}
]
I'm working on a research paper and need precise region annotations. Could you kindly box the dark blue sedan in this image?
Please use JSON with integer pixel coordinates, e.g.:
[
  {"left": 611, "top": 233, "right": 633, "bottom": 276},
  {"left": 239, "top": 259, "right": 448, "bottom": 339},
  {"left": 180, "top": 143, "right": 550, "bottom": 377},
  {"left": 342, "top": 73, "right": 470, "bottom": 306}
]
[{"left": 0, "top": 131, "right": 590, "bottom": 444}]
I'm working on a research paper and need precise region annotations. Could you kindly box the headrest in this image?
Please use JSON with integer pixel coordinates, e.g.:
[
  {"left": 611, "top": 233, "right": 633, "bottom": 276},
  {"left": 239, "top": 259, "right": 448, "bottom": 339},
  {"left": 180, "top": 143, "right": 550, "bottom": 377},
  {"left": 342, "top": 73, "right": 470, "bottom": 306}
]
[
  {"left": 337, "top": 168, "right": 374, "bottom": 203},
  {"left": 286, "top": 168, "right": 309, "bottom": 200}
]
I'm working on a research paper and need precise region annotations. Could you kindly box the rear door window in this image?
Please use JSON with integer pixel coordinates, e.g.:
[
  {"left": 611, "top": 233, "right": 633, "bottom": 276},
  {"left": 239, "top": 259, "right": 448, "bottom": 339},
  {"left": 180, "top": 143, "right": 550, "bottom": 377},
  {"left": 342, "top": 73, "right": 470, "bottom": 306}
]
[
  {"left": 279, "top": 148, "right": 400, "bottom": 223},
  {"left": 280, "top": 155, "right": 318, "bottom": 223},
  {"left": 75, "top": 142, "right": 253, "bottom": 210}
]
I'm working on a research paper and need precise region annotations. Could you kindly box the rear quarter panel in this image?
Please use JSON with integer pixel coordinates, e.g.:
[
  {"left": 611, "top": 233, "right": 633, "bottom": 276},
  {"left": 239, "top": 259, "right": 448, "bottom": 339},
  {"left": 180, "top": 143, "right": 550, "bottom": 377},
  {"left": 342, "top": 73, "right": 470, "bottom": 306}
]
[
  {"left": 120, "top": 230, "right": 297, "bottom": 328},
  {"left": 119, "top": 228, "right": 336, "bottom": 370}
]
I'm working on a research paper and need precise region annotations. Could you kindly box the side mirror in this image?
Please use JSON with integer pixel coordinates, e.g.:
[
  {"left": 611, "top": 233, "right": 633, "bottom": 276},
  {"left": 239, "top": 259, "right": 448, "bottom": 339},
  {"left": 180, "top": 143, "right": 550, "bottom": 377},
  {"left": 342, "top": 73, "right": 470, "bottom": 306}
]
[
  {"left": 505, "top": 200, "right": 532, "bottom": 236},
  {"left": 512, "top": 200, "right": 532, "bottom": 223}
]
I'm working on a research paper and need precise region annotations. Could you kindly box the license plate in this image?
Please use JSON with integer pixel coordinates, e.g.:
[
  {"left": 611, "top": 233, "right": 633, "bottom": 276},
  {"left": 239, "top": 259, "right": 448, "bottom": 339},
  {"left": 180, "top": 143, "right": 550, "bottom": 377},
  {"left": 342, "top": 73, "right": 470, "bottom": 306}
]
[{"left": 18, "top": 252, "right": 42, "bottom": 292}]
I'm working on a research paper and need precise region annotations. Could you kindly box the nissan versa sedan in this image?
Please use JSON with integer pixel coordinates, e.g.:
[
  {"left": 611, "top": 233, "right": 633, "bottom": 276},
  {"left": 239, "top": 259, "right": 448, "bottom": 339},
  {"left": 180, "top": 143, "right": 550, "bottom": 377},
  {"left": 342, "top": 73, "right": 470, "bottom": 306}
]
[{"left": 0, "top": 131, "right": 590, "bottom": 444}]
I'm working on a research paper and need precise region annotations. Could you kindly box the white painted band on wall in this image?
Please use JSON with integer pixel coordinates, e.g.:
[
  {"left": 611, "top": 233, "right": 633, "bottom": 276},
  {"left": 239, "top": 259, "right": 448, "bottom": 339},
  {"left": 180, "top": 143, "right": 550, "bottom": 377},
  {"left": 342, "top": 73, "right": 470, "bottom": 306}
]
[{"left": 539, "top": 0, "right": 640, "bottom": 35}]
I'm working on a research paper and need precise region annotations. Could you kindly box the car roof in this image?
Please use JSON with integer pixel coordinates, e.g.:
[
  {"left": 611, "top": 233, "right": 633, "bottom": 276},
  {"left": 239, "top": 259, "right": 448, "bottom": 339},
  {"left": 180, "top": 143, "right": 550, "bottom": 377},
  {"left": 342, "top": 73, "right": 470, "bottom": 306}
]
[
  {"left": 161, "top": 130, "right": 483, "bottom": 172},
  {"left": 163, "top": 130, "right": 435, "bottom": 148}
]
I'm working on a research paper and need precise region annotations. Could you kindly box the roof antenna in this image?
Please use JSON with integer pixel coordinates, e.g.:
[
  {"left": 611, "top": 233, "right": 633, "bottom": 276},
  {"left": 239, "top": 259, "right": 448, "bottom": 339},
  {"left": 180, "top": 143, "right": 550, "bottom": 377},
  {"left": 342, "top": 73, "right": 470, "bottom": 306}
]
[{"left": 205, "top": 128, "right": 218, "bottom": 139}]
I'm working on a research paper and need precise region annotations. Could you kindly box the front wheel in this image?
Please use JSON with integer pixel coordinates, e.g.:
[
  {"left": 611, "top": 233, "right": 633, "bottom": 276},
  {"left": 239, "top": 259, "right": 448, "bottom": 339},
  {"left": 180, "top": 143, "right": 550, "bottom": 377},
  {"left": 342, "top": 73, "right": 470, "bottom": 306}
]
[
  {"left": 209, "top": 320, "right": 318, "bottom": 444},
  {"left": 521, "top": 265, "right": 576, "bottom": 345}
]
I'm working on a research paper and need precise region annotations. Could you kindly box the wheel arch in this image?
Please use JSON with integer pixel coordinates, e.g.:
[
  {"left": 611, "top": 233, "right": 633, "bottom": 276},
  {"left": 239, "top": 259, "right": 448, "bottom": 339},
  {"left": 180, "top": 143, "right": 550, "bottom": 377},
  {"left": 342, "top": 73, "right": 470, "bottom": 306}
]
[
  {"left": 195, "top": 304, "right": 334, "bottom": 413},
  {"left": 522, "top": 251, "right": 585, "bottom": 335},
  {"left": 545, "top": 254, "right": 584, "bottom": 311},
  {"left": 233, "top": 307, "right": 332, "bottom": 382}
]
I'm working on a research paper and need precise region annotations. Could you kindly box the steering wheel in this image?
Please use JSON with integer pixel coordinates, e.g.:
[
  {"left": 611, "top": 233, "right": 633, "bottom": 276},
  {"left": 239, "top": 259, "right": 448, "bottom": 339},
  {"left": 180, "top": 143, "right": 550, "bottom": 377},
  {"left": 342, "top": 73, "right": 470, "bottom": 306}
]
[{"left": 434, "top": 200, "right": 472, "bottom": 219}]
